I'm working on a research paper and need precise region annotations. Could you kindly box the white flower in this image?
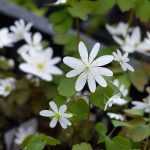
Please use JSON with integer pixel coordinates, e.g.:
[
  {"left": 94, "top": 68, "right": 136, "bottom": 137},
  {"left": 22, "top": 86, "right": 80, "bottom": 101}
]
[
  {"left": 0, "top": 28, "right": 13, "bottom": 48},
  {"left": 132, "top": 95, "right": 150, "bottom": 113},
  {"left": 0, "top": 78, "right": 16, "bottom": 97},
  {"left": 19, "top": 48, "right": 62, "bottom": 81},
  {"left": 54, "top": 0, "right": 67, "bottom": 5},
  {"left": 107, "top": 112, "right": 125, "bottom": 121},
  {"left": 104, "top": 93, "right": 127, "bottom": 111},
  {"left": 14, "top": 127, "right": 36, "bottom": 145},
  {"left": 137, "top": 32, "right": 150, "bottom": 52},
  {"left": 113, "top": 79, "right": 128, "bottom": 97},
  {"left": 63, "top": 41, "right": 113, "bottom": 93},
  {"left": 40, "top": 101, "right": 72, "bottom": 129},
  {"left": 113, "top": 50, "right": 134, "bottom": 72},
  {"left": 18, "top": 32, "right": 43, "bottom": 54},
  {"left": 10, "top": 19, "right": 32, "bottom": 42},
  {"left": 113, "top": 27, "right": 147, "bottom": 53},
  {"left": 106, "top": 22, "right": 129, "bottom": 37}
]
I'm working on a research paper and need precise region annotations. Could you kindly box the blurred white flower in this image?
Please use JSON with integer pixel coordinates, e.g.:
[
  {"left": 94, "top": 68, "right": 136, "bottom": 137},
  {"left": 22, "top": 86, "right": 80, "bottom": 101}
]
[
  {"left": 14, "top": 127, "right": 36, "bottom": 145},
  {"left": 0, "top": 78, "right": 16, "bottom": 97},
  {"left": 104, "top": 93, "right": 127, "bottom": 111},
  {"left": 40, "top": 101, "right": 72, "bottom": 129},
  {"left": 132, "top": 88, "right": 150, "bottom": 113},
  {"left": 63, "top": 41, "right": 113, "bottom": 93},
  {"left": 0, "top": 28, "right": 13, "bottom": 48},
  {"left": 106, "top": 22, "right": 129, "bottom": 37},
  {"left": 10, "top": 19, "right": 32, "bottom": 42},
  {"left": 113, "top": 79, "right": 128, "bottom": 97},
  {"left": 54, "top": 0, "right": 67, "bottom": 5},
  {"left": 113, "top": 50, "right": 134, "bottom": 72},
  {"left": 18, "top": 32, "right": 43, "bottom": 54},
  {"left": 76, "top": 91, "right": 90, "bottom": 104},
  {"left": 113, "top": 27, "right": 149, "bottom": 53},
  {"left": 138, "top": 32, "right": 150, "bottom": 52},
  {"left": 19, "top": 48, "right": 62, "bottom": 81},
  {"left": 107, "top": 112, "right": 125, "bottom": 121},
  {"left": 26, "top": 74, "right": 40, "bottom": 87}
]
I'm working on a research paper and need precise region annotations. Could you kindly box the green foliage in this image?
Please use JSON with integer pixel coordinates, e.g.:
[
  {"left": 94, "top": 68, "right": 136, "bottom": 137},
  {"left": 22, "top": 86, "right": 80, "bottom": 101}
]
[
  {"left": 90, "top": 83, "right": 117, "bottom": 109},
  {"left": 105, "top": 136, "right": 132, "bottom": 150},
  {"left": 95, "top": 122, "right": 107, "bottom": 142},
  {"left": 68, "top": 99, "right": 89, "bottom": 121},
  {"left": 58, "top": 78, "right": 75, "bottom": 97},
  {"left": 22, "top": 134, "right": 60, "bottom": 150},
  {"left": 72, "top": 142, "right": 92, "bottom": 150}
]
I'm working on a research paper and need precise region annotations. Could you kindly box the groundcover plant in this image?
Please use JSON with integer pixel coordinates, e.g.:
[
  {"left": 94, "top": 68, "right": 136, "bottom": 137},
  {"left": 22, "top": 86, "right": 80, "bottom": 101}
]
[{"left": 0, "top": 0, "right": 150, "bottom": 150}]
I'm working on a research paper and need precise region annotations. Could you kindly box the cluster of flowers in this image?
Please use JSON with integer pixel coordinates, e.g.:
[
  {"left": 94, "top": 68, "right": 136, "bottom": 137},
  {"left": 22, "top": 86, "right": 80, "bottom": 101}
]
[{"left": 0, "top": 19, "right": 149, "bottom": 145}]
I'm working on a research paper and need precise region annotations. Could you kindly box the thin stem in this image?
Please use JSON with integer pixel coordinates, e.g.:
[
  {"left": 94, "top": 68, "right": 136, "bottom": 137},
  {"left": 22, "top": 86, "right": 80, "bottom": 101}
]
[
  {"left": 108, "top": 127, "right": 117, "bottom": 138},
  {"left": 144, "top": 138, "right": 149, "bottom": 150}
]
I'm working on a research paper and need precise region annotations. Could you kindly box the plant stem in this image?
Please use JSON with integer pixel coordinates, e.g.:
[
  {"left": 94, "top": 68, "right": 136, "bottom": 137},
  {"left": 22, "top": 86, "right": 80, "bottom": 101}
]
[{"left": 108, "top": 127, "right": 117, "bottom": 138}]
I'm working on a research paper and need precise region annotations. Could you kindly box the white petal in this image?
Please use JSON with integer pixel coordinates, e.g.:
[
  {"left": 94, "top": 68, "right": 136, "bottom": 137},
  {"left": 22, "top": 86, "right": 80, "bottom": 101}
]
[
  {"left": 39, "top": 73, "right": 53, "bottom": 81},
  {"left": 59, "top": 118, "right": 71, "bottom": 129},
  {"left": 50, "top": 118, "right": 58, "bottom": 128},
  {"left": 59, "top": 105, "right": 67, "bottom": 114},
  {"left": 92, "top": 55, "right": 113, "bottom": 67},
  {"left": 113, "top": 36, "right": 124, "bottom": 45},
  {"left": 19, "top": 63, "right": 36, "bottom": 75},
  {"left": 78, "top": 41, "right": 88, "bottom": 64},
  {"left": 125, "top": 63, "right": 134, "bottom": 72},
  {"left": 96, "top": 67, "right": 113, "bottom": 76},
  {"left": 75, "top": 72, "right": 87, "bottom": 91},
  {"left": 89, "top": 42, "right": 100, "bottom": 63},
  {"left": 39, "top": 110, "right": 54, "bottom": 117},
  {"left": 87, "top": 72, "right": 96, "bottom": 93},
  {"left": 48, "top": 66, "right": 63, "bottom": 75},
  {"left": 94, "top": 74, "right": 107, "bottom": 87},
  {"left": 33, "top": 32, "right": 42, "bottom": 44},
  {"left": 131, "top": 27, "right": 141, "bottom": 43},
  {"left": 66, "top": 69, "right": 83, "bottom": 78},
  {"left": 63, "top": 57, "right": 84, "bottom": 69},
  {"left": 49, "top": 101, "right": 58, "bottom": 112}
]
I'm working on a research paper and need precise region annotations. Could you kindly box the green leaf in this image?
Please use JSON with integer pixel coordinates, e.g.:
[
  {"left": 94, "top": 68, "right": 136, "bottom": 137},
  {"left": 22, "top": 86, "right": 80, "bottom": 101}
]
[
  {"left": 124, "top": 109, "right": 144, "bottom": 117},
  {"left": 72, "top": 142, "right": 92, "bottom": 150},
  {"left": 90, "top": 83, "right": 116, "bottom": 109},
  {"left": 22, "top": 134, "right": 60, "bottom": 150},
  {"left": 112, "top": 120, "right": 132, "bottom": 128},
  {"left": 95, "top": 122, "right": 107, "bottom": 143},
  {"left": 135, "top": 0, "right": 150, "bottom": 22},
  {"left": 96, "top": 0, "right": 116, "bottom": 15},
  {"left": 58, "top": 78, "right": 75, "bottom": 97},
  {"left": 105, "top": 136, "right": 132, "bottom": 150},
  {"left": 68, "top": 99, "right": 89, "bottom": 121},
  {"left": 117, "top": 0, "right": 136, "bottom": 12},
  {"left": 68, "top": 1, "right": 98, "bottom": 20},
  {"left": 124, "top": 124, "right": 150, "bottom": 142}
]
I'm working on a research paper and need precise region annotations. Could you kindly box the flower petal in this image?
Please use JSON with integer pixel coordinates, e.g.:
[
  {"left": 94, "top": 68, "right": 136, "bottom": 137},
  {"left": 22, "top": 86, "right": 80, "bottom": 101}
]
[
  {"left": 89, "top": 42, "right": 100, "bottom": 63},
  {"left": 94, "top": 74, "right": 107, "bottom": 87},
  {"left": 59, "top": 118, "right": 71, "bottom": 129},
  {"left": 59, "top": 105, "right": 67, "bottom": 114},
  {"left": 39, "top": 110, "right": 54, "bottom": 117},
  {"left": 50, "top": 118, "right": 58, "bottom": 128},
  {"left": 66, "top": 69, "right": 83, "bottom": 78},
  {"left": 78, "top": 41, "right": 88, "bottom": 64},
  {"left": 92, "top": 55, "right": 113, "bottom": 67},
  {"left": 75, "top": 72, "right": 87, "bottom": 91},
  {"left": 96, "top": 67, "right": 113, "bottom": 76},
  {"left": 49, "top": 101, "right": 58, "bottom": 112},
  {"left": 87, "top": 72, "right": 96, "bottom": 93},
  {"left": 63, "top": 57, "right": 84, "bottom": 69}
]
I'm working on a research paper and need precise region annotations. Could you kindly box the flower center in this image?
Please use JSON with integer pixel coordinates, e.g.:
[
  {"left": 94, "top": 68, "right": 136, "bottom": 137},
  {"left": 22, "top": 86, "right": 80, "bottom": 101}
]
[
  {"left": 54, "top": 112, "right": 61, "bottom": 119},
  {"left": 5, "top": 85, "right": 12, "bottom": 92},
  {"left": 36, "top": 63, "right": 45, "bottom": 71}
]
